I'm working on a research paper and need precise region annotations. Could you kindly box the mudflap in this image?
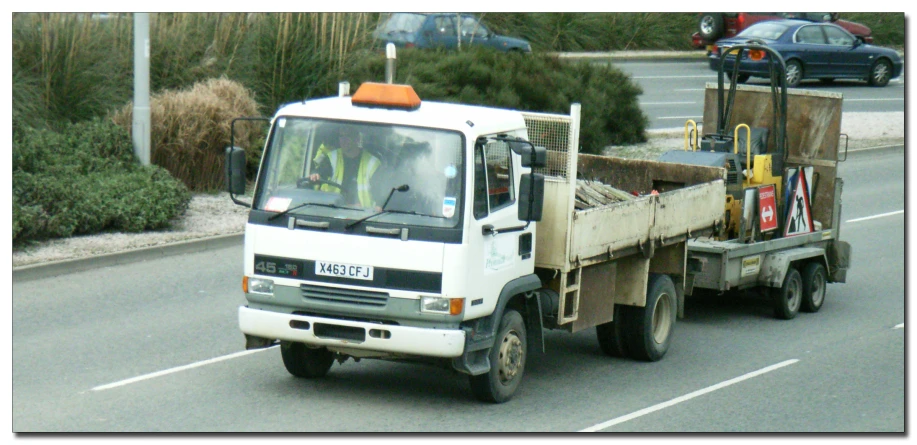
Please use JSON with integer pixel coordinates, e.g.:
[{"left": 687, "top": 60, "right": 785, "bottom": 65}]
[{"left": 827, "top": 240, "right": 851, "bottom": 283}]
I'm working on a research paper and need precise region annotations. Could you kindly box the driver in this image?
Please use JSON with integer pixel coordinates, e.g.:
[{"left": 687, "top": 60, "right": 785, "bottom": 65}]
[{"left": 309, "top": 127, "right": 384, "bottom": 209}]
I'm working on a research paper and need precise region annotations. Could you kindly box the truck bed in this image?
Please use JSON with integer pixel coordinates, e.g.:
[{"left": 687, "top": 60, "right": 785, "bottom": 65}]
[{"left": 535, "top": 154, "right": 726, "bottom": 270}]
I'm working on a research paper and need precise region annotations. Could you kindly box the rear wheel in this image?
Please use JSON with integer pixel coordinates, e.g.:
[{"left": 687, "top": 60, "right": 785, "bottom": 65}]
[
  {"left": 469, "top": 309, "right": 527, "bottom": 403},
  {"left": 785, "top": 60, "right": 803, "bottom": 87},
  {"left": 596, "top": 305, "right": 629, "bottom": 358},
  {"left": 801, "top": 262, "right": 827, "bottom": 313},
  {"left": 698, "top": 14, "right": 725, "bottom": 41},
  {"left": 280, "top": 341, "right": 334, "bottom": 378},
  {"left": 622, "top": 274, "right": 677, "bottom": 361},
  {"left": 868, "top": 58, "right": 892, "bottom": 87},
  {"left": 772, "top": 267, "right": 802, "bottom": 319}
]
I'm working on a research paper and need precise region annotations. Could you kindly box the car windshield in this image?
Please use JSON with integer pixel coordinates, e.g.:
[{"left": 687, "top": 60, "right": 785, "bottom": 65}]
[
  {"left": 254, "top": 118, "right": 465, "bottom": 229},
  {"left": 737, "top": 22, "right": 790, "bottom": 40},
  {"left": 374, "top": 13, "right": 425, "bottom": 36}
]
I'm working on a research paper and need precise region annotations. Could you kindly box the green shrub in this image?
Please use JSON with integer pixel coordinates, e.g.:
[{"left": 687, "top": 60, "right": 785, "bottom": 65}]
[
  {"left": 12, "top": 119, "right": 191, "bottom": 245},
  {"left": 343, "top": 47, "right": 647, "bottom": 153}
]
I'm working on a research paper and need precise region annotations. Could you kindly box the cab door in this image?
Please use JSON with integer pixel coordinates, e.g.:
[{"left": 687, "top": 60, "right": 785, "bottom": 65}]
[{"left": 464, "top": 136, "right": 531, "bottom": 317}]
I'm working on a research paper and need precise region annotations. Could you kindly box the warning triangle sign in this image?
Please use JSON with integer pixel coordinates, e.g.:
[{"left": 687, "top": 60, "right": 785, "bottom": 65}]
[{"left": 784, "top": 172, "right": 814, "bottom": 237}]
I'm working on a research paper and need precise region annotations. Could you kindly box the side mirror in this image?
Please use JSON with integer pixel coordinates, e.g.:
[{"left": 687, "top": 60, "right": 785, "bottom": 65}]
[
  {"left": 508, "top": 140, "right": 548, "bottom": 168},
  {"left": 518, "top": 173, "right": 545, "bottom": 222},
  {"left": 225, "top": 146, "right": 247, "bottom": 196}
]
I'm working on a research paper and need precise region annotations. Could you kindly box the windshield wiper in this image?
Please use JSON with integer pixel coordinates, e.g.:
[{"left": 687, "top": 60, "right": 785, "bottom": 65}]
[
  {"left": 345, "top": 208, "right": 446, "bottom": 230},
  {"left": 345, "top": 184, "right": 412, "bottom": 229},
  {"left": 268, "top": 202, "right": 361, "bottom": 221}
]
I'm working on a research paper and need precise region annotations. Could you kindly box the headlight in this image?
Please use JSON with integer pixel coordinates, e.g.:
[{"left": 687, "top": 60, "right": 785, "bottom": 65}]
[
  {"left": 421, "top": 296, "right": 465, "bottom": 315},
  {"left": 244, "top": 276, "right": 274, "bottom": 295}
]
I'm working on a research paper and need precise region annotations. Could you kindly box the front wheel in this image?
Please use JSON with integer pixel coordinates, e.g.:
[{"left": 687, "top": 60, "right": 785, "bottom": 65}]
[
  {"left": 622, "top": 274, "right": 677, "bottom": 362},
  {"left": 469, "top": 309, "right": 527, "bottom": 403},
  {"left": 868, "top": 58, "right": 892, "bottom": 87},
  {"left": 280, "top": 341, "right": 334, "bottom": 378},
  {"left": 785, "top": 60, "right": 803, "bottom": 87}
]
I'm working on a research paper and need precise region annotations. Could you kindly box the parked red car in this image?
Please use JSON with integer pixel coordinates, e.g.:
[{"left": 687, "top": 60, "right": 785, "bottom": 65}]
[{"left": 691, "top": 13, "right": 872, "bottom": 51}]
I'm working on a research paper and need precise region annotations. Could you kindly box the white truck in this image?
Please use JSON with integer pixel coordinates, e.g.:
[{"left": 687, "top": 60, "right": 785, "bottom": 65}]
[{"left": 225, "top": 81, "right": 726, "bottom": 403}]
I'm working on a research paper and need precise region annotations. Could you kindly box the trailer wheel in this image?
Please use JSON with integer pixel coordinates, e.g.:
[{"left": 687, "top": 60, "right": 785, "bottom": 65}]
[
  {"left": 772, "top": 267, "right": 802, "bottom": 319},
  {"left": 469, "top": 309, "right": 526, "bottom": 403},
  {"left": 280, "top": 341, "right": 334, "bottom": 378},
  {"left": 801, "top": 263, "right": 827, "bottom": 313},
  {"left": 623, "top": 274, "right": 677, "bottom": 362},
  {"left": 596, "top": 305, "right": 629, "bottom": 358}
]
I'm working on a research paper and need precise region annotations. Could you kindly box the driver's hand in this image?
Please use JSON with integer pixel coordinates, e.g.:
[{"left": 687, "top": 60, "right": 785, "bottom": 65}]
[{"left": 309, "top": 173, "right": 321, "bottom": 181}]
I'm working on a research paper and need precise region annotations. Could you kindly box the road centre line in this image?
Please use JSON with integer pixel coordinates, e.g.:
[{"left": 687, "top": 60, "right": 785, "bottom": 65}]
[
  {"left": 91, "top": 346, "right": 278, "bottom": 391},
  {"left": 895, "top": 323, "right": 904, "bottom": 329},
  {"left": 843, "top": 98, "right": 904, "bottom": 102},
  {"left": 579, "top": 359, "right": 799, "bottom": 432},
  {"left": 846, "top": 210, "right": 903, "bottom": 223},
  {"left": 632, "top": 75, "right": 715, "bottom": 79}
]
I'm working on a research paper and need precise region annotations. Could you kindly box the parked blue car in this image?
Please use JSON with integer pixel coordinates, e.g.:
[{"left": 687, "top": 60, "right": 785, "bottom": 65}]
[
  {"left": 709, "top": 19, "right": 903, "bottom": 87},
  {"left": 373, "top": 13, "right": 531, "bottom": 53}
]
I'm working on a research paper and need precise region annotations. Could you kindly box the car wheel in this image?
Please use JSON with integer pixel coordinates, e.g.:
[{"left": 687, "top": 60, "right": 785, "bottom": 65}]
[
  {"left": 800, "top": 262, "right": 827, "bottom": 313},
  {"left": 733, "top": 73, "right": 750, "bottom": 84},
  {"left": 772, "top": 267, "right": 802, "bottom": 320},
  {"left": 698, "top": 14, "right": 724, "bottom": 41},
  {"left": 868, "top": 58, "right": 892, "bottom": 87},
  {"left": 784, "top": 60, "right": 803, "bottom": 87},
  {"left": 280, "top": 341, "right": 334, "bottom": 378},
  {"left": 469, "top": 309, "right": 526, "bottom": 403}
]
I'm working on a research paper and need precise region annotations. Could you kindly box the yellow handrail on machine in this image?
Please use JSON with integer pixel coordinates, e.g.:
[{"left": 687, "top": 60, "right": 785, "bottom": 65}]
[
  {"left": 734, "top": 123, "right": 752, "bottom": 183},
  {"left": 684, "top": 119, "right": 698, "bottom": 151}
]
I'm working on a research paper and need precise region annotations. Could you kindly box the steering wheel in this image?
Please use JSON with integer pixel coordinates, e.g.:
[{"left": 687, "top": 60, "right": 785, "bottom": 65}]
[{"left": 296, "top": 177, "right": 343, "bottom": 190}]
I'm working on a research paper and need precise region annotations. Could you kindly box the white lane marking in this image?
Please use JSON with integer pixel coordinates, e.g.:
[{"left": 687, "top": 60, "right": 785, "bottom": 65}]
[
  {"left": 91, "top": 346, "right": 278, "bottom": 391},
  {"left": 894, "top": 323, "right": 904, "bottom": 329},
  {"left": 848, "top": 144, "right": 903, "bottom": 153},
  {"left": 846, "top": 210, "right": 904, "bottom": 223},
  {"left": 641, "top": 101, "right": 696, "bottom": 105},
  {"left": 844, "top": 98, "right": 904, "bottom": 102},
  {"left": 632, "top": 75, "right": 715, "bottom": 79},
  {"left": 674, "top": 88, "right": 706, "bottom": 92},
  {"left": 658, "top": 116, "right": 703, "bottom": 120},
  {"left": 579, "top": 359, "right": 799, "bottom": 432}
]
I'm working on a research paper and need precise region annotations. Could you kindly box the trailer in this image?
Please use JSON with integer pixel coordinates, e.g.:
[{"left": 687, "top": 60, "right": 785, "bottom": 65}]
[{"left": 660, "top": 43, "right": 852, "bottom": 318}]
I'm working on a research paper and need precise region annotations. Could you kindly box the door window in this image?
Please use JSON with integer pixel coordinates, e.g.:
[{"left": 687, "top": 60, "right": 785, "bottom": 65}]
[
  {"left": 472, "top": 140, "right": 515, "bottom": 219},
  {"left": 823, "top": 25, "right": 854, "bottom": 46},
  {"left": 795, "top": 25, "right": 827, "bottom": 44}
]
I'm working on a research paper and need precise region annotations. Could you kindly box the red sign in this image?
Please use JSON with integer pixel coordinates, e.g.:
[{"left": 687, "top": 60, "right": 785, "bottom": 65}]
[{"left": 758, "top": 184, "right": 778, "bottom": 232}]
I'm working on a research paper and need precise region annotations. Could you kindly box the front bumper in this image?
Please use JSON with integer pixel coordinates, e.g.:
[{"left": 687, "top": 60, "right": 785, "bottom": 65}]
[{"left": 238, "top": 306, "right": 466, "bottom": 358}]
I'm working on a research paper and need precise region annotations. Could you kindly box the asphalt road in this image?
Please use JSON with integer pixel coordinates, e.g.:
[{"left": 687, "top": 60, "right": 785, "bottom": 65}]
[
  {"left": 12, "top": 143, "right": 904, "bottom": 432},
  {"left": 608, "top": 58, "right": 905, "bottom": 130}
]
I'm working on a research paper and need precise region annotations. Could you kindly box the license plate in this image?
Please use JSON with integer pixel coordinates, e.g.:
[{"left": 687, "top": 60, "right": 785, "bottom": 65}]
[{"left": 315, "top": 261, "right": 374, "bottom": 280}]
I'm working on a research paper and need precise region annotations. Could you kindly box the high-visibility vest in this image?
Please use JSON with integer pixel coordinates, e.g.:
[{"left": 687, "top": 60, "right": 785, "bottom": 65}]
[{"left": 321, "top": 149, "right": 380, "bottom": 208}]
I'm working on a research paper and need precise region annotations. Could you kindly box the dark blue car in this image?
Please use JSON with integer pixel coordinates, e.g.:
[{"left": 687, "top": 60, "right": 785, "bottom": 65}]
[
  {"left": 373, "top": 13, "right": 531, "bottom": 53},
  {"left": 709, "top": 19, "right": 902, "bottom": 87}
]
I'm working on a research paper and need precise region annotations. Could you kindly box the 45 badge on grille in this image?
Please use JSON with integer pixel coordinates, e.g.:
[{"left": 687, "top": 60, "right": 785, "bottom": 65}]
[{"left": 316, "top": 260, "right": 374, "bottom": 280}]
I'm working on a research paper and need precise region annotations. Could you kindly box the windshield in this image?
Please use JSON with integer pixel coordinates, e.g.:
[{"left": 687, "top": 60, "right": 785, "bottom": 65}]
[
  {"left": 737, "top": 23, "right": 790, "bottom": 40},
  {"left": 254, "top": 118, "right": 465, "bottom": 229}
]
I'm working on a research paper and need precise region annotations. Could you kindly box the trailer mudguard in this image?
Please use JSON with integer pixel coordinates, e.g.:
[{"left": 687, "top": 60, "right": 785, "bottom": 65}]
[{"left": 760, "top": 247, "right": 827, "bottom": 288}]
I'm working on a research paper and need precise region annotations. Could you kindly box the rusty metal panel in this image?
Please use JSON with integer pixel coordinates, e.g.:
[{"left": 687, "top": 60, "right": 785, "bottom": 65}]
[{"left": 578, "top": 153, "right": 726, "bottom": 193}]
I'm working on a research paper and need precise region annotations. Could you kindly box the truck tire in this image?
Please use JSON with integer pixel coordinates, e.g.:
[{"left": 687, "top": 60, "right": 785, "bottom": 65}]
[
  {"left": 280, "top": 341, "right": 334, "bottom": 378},
  {"left": 801, "top": 262, "right": 827, "bottom": 313},
  {"left": 698, "top": 14, "right": 725, "bottom": 41},
  {"left": 772, "top": 267, "right": 802, "bottom": 319},
  {"left": 469, "top": 309, "right": 526, "bottom": 403},
  {"left": 596, "top": 305, "right": 629, "bottom": 358},
  {"left": 622, "top": 274, "right": 676, "bottom": 362}
]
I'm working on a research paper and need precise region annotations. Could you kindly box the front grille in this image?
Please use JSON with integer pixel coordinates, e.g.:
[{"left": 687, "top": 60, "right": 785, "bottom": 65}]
[{"left": 301, "top": 283, "right": 389, "bottom": 307}]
